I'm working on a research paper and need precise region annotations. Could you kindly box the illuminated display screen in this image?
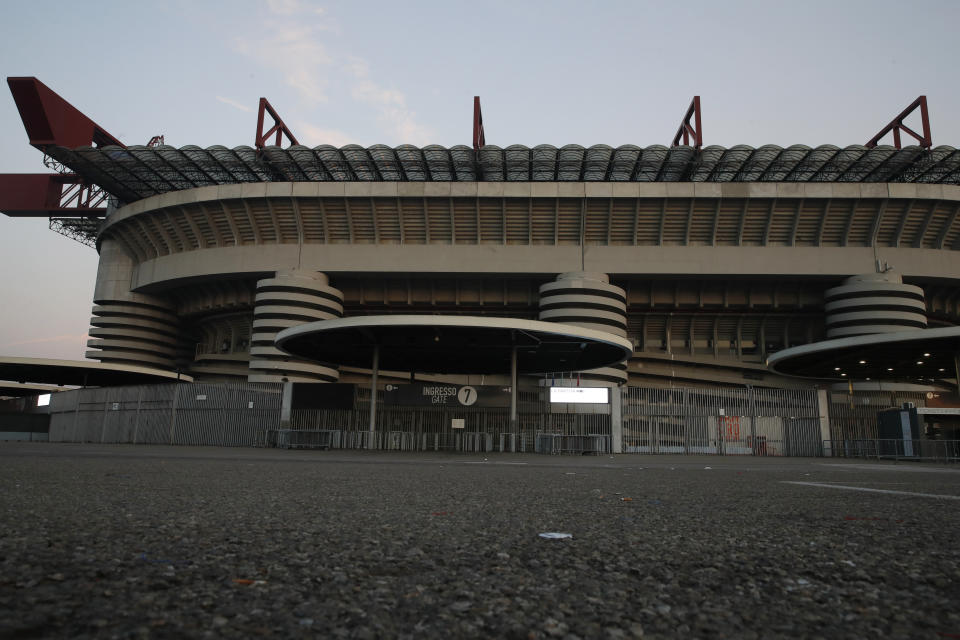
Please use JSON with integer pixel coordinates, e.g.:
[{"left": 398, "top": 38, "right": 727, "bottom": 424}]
[{"left": 549, "top": 387, "right": 609, "bottom": 404}]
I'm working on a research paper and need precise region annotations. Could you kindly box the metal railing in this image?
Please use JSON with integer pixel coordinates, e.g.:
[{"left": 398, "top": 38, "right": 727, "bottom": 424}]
[
  {"left": 824, "top": 439, "right": 960, "bottom": 463},
  {"left": 535, "top": 433, "right": 612, "bottom": 455}
]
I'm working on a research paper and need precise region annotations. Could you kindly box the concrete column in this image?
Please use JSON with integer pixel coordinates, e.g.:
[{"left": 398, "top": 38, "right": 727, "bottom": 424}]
[
  {"left": 368, "top": 344, "right": 380, "bottom": 446},
  {"left": 817, "top": 388, "right": 831, "bottom": 456},
  {"left": 510, "top": 345, "right": 518, "bottom": 432},
  {"left": 954, "top": 354, "right": 960, "bottom": 394},
  {"left": 610, "top": 386, "right": 623, "bottom": 454},
  {"left": 280, "top": 381, "right": 294, "bottom": 428}
]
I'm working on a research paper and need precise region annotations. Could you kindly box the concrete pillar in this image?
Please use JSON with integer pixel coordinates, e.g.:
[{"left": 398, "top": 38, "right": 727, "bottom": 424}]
[
  {"left": 817, "top": 388, "right": 831, "bottom": 456},
  {"left": 368, "top": 344, "right": 379, "bottom": 447},
  {"left": 280, "top": 381, "right": 294, "bottom": 428},
  {"left": 610, "top": 386, "right": 623, "bottom": 454},
  {"left": 510, "top": 345, "right": 518, "bottom": 432},
  {"left": 954, "top": 354, "right": 960, "bottom": 395}
]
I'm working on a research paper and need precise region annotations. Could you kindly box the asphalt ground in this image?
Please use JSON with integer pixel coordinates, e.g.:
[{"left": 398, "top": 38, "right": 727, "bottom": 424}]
[{"left": 1, "top": 443, "right": 959, "bottom": 639}]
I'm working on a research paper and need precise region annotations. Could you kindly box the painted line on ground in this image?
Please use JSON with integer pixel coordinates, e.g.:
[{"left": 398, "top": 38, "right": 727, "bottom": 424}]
[
  {"left": 819, "top": 463, "right": 960, "bottom": 474},
  {"left": 782, "top": 481, "right": 960, "bottom": 500},
  {"left": 462, "top": 461, "right": 529, "bottom": 465}
]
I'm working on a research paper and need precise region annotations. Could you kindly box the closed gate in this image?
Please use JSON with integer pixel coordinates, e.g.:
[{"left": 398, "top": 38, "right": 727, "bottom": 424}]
[{"left": 622, "top": 387, "right": 821, "bottom": 456}]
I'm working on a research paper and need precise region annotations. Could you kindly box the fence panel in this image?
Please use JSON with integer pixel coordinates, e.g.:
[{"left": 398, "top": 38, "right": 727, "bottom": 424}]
[
  {"left": 42, "top": 381, "right": 855, "bottom": 457},
  {"left": 48, "top": 382, "right": 281, "bottom": 447},
  {"left": 828, "top": 391, "right": 928, "bottom": 441},
  {"left": 622, "top": 386, "right": 821, "bottom": 456}
]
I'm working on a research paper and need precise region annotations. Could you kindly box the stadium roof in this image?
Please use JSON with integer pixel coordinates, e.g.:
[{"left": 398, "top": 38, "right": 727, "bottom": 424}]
[{"left": 44, "top": 143, "right": 960, "bottom": 205}]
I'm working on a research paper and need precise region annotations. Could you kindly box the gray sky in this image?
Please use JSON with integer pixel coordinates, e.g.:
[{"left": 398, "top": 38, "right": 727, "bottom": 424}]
[{"left": 1, "top": 0, "right": 958, "bottom": 360}]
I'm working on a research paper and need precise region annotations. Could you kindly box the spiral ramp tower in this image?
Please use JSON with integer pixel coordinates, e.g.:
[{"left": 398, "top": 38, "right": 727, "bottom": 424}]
[
  {"left": 86, "top": 300, "right": 180, "bottom": 369},
  {"left": 824, "top": 272, "right": 928, "bottom": 339},
  {"left": 538, "top": 272, "right": 630, "bottom": 385},
  {"left": 248, "top": 270, "right": 343, "bottom": 383},
  {"left": 84, "top": 240, "right": 180, "bottom": 370}
]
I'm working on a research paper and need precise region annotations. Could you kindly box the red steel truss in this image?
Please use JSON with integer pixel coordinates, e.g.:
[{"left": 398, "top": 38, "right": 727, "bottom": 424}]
[
  {"left": 146, "top": 135, "right": 165, "bottom": 147},
  {"left": 7, "top": 77, "right": 124, "bottom": 149},
  {"left": 0, "top": 174, "right": 106, "bottom": 217},
  {"left": 255, "top": 97, "right": 299, "bottom": 148},
  {"left": 473, "top": 96, "right": 486, "bottom": 151},
  {"left": 866, "top": 96, "right": 932, "bottom": 149},
  {"left": 671, "top": 96, "right": 702, "bottom": 150}
]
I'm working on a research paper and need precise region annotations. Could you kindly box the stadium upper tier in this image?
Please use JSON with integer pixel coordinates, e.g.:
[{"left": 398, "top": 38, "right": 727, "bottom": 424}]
[{"left": 45, "top": 143, "right": 960, "bottom": 204}]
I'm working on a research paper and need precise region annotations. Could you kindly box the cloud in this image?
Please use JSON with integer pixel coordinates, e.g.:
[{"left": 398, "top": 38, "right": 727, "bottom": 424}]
[
  {"left": 235, "top": 6, "right": 433, "bottom": 143},
  {"left": 295, "top": 123, "right": 356, "bottom": 148},
  {"left": 216, "top": 96, "right": 252, "bottom": 112},
  {"left": 266, "top": 0, "right": 325, "bottom": 16},
  {"left": 347, "top": 57, "right": 434, "bottom": 145},
  {"left": 1, "top": 334, "right": 88, "bottom": 348},
  {"left": 235, "top": 20, "right": 333, "bottom": 105}
]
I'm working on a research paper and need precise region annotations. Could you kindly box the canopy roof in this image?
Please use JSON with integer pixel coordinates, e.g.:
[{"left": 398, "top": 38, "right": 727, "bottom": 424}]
[
  {"left": 44, "top": 143, "right": 960, "bottom": 204},
  {"left": 275, "top": 315, "right": 634, "bottom": 375},
  {"left": 767, "top": 326, "right": 960, "bottom": 385},
  {"left": 0, "top": 357, "right": 192, "bottom": 387}
]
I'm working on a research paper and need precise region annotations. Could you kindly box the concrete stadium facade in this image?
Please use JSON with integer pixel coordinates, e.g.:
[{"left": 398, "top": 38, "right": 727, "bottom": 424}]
[{"left": 86, "top": 179, "right": 960, "bottom": 389}]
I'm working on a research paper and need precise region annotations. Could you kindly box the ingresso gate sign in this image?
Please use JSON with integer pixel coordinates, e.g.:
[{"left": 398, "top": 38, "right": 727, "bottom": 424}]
[{"left": 383, "top": 384, "right": 512, "bottom": 407}]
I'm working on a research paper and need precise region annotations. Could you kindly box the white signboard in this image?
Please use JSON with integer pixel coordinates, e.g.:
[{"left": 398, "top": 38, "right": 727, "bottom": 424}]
[
  {"left": 549, "top": 387, "right": 609, "bottom": 404},
  {"left": 451, "top": 418, "right": 465, "bottom": 429}
]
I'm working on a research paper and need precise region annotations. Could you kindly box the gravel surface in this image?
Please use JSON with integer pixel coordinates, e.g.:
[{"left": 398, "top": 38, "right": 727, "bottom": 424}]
[{"left": 1, "top": 443, "right": 959, "bottom": 639}]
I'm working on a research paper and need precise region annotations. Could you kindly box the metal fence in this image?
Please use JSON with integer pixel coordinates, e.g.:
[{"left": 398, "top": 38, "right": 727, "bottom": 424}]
[
  {"left": 49, "top": 382, "right": 282, "bottom": 446},
  {"left": 622, "top": 386, "right": 822, "bottom": 456},
  {"left": 43, "top": 381, "right": 955, "bottom": 459},
  {"left": 827, "top": 391, "right": 929, "bottom": 440},
  {"left": 825, "top": 439, "right": 960, "bottom": 463},
  {"left": 286, "top": 386, "right": 613, "bottom": 453}
]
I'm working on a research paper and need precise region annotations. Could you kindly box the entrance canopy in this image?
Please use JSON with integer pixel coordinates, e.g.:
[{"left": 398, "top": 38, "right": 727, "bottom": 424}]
[
  {"left": 0, "top": 356, "right": 192, "bottom": 388},
  {"left": 767, "top": 326, "right": 960, "bottom": 384},
  {"left": 275, "top": 315, "right": 633, "bottom": 375}
]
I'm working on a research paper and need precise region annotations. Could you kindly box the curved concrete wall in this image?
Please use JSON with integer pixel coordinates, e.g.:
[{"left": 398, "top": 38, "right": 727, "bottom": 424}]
[
  {"left": 85, "top": 240, "right": 181, "bottom": 369},
  {"left": 824, "top": 272, "right": 927, "bottom": 338},
  {"left": 95, "top": 182, "right": 960, "bottom": 294},
  {"left": 82, "top": 182, "right": 960, "bottom": 385},
  {"left": 539, "top": 272, "right": 629, "bottom": 384},
  {"left": 248, "top": 271, "right": 343, "bottom": 383}
]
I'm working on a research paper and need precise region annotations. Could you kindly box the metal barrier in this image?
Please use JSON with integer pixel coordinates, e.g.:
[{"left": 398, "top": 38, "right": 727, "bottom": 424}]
[
  {"left": 825, "top": 439, "right": 960, "bottom": 463},
  {"left": 827, "top": 391, "right": 929, "bottom": 441},
  {"left": 622, "top": 387, "right": 821, "bottom": 456},
  {"left": 39, "top": 381, "right": 893, "bottom": 459},
  {"left": 268, "top": 429, "right": 337, "bottom": 449},
  {"left": 535, "top": 433, "right": 611, "bottom": 455},
  {"left": 49, "top": 382, "right": 282, "bottom": 446}
]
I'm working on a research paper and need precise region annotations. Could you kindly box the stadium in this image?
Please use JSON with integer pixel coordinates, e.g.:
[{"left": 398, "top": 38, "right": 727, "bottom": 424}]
[{"left": 2, "top": 79, "right": 959, "bottom": 455}]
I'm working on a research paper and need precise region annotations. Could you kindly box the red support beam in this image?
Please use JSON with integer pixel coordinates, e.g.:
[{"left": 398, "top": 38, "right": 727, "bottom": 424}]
[
  {"left": 473, "top": 96, "right": 486, "bottom": 151},
  {"left": 255, "top": 98, "right": 299, "bottom": 149},
  {"left": 671, "top": 96, "right": 702, "bottom": 149},
  {"left": 865, "top": 96, "right": 932, "bottom": 149},
  {"left": 0, "top": 174, "right": 106, "bottom": 217},
  {"left": 7, "top": 77, "right": 124, "bottom": 149}
]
